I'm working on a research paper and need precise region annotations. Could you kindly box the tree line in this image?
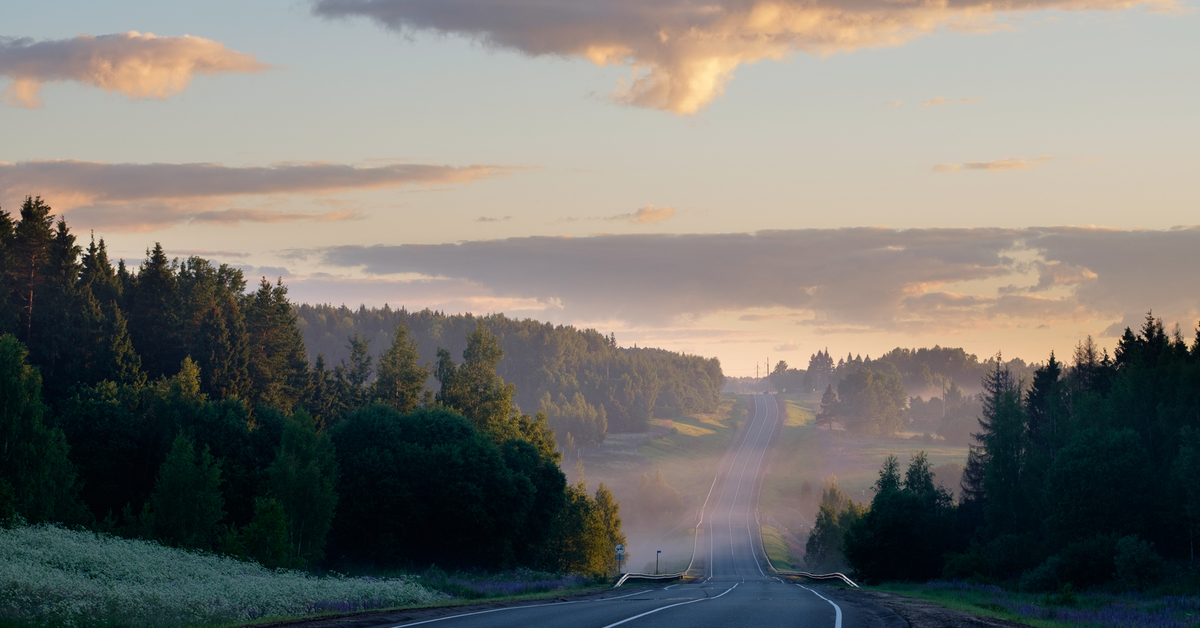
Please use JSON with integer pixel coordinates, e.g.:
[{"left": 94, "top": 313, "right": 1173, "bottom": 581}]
[
  {"left": 295, "top": 305, "right": 724, "bottom": 436},
  {"left": 0, "top": 197, "right": 628, "bottom": 575},
  {"left": 807, "top": 317, "right": 1200, "bottom": 591}
]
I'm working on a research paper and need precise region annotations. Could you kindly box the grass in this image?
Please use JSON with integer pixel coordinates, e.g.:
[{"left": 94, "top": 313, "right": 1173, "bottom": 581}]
[
  {"left": 760, "top": 525, "right": 795, "bottom": 571},
  {"left": 757, "top": 392, "right": 971, "bottom": 570},
  {"left": 0, "top": 524, "right": 445, "bottom": 628},
  {"left": 877, "top": 581, "right": 1200, "bottom": 628},
  {"left": 577, "top": 395, "right": 744, "bottom": 574}
]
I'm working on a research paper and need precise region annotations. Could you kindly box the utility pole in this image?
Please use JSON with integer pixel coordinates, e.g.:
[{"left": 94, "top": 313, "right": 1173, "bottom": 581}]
[{"left": 656, "top": 550, "right": 661, "bottom": 575}]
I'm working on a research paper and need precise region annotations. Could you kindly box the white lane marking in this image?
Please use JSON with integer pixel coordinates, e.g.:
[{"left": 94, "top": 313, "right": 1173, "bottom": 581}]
[
  {"left": 663, "top": 584, "right": 678, "bottom": 590},
  {"left": 798, "top": 585, "right": 844, "bottom": 628},
  {"left": 598, "top": 583, "right": 739, "bottom": 628},
  {"left": 389, "top": 601, "right": 577, "bottom": 627},
  {"left": 742, "top": 393, "right": 776, "bottom": 577},
  {"left": 389, "top": 588, "right": 649, "bottom": 627},
  {"left": 706, "top": 394, "right": 762, "bottom": 578},
  {"left": 724, "top": 394, "right": 772, "bottom": 574}
]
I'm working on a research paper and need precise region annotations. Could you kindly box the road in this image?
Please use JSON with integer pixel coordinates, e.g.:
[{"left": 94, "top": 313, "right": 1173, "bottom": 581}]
[{"left": 376, "top": 394, "right": 891, "bottom": 628}]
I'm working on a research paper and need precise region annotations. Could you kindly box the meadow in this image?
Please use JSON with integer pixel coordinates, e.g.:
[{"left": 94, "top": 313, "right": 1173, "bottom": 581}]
[
  {"left": 757, "top": 393, "right": 970, "bottom": 569},
  {"left": 877, "top": 581, "right": 1200, "bottom": 628},
  {"left": 0, "top": 524, "right": 445, "bottom": 628},
  {"left": 574, "top": 394, "right": 744, "bottom": 574}
]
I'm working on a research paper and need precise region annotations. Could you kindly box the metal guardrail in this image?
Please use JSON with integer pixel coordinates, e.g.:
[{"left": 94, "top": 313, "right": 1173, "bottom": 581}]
[
  {"left": 754, "top": 509, "right": 859, "bottom": 588},
  {"left": 613, "top": 572, "right": 686, "bottom": 588}
]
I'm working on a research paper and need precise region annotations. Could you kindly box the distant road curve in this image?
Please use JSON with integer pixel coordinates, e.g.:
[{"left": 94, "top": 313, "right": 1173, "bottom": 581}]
[{"left": 370, "top": 394, "right": 898, "bottom": 628}]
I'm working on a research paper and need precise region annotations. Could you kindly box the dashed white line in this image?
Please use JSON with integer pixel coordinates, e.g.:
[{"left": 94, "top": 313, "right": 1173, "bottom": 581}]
[{"left": 598, "top": 583, "right": 740, "bottom": 628}]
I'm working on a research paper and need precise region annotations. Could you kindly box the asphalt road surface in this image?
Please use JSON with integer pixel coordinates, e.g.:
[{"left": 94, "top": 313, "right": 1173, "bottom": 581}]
[{"left": 374, "top": 394, "right": 893, "bottom": 628}]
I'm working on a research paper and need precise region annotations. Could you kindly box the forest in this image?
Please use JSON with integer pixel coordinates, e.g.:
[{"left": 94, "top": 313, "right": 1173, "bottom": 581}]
[
  {"left": 0, "top": 196, "right": 702, "bottom": 574},
  {"left": 294, "top": 304, "right": 724, "bottom": 435},
  {"left": 769, "top": 347, "right": 1035, "bottom": 439},
  {"left": 807, "top": 322, "right": 1200, "bottom": 591}
]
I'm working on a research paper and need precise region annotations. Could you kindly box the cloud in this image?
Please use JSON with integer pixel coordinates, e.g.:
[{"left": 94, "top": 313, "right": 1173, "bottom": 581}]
[
  {"left": 885, "top": 100, "right": 904, "bottom": 109},
  {"left": 312, "top": 226, "right": 1200, "bottom": 337},
  {"left": 312, "top": 0, "right": 1168, "bottom": 115},
  {"left": 476, "top": 215, "right": 513, "bottom": 223},
  {"left": 934, "top": 157, "right": 1053, "bottom": 173},
  {"left": 606, "top": 205, "right": 675, "bottom": 225},
  {"left": 923, "top": 96, "right": 985, "bottom": 107},
  {"left": 0, "top": 159, "right": 508, "bottom": 230},
  {"left": 774, "top": 341, "right": 800, "bottom": 351},
  {"left": 0, "top": 32, "right": 267, "bottom": 108}
]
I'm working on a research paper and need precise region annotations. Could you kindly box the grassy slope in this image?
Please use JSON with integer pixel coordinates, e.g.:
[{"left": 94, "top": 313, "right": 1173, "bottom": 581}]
[
  {"left": 758, "top": 393, "right": 970, "bottom": 570},
  {"left": 577, "top": 395, "right": 743, "bottom": 574}
]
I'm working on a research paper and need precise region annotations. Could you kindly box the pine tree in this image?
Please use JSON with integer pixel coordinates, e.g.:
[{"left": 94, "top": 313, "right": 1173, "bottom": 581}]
[
  {"left": 243, "top": 278, "right": 309, "bottom": 410},
  {"left": 436, "top": 323, "right": 522, "bottom": 443},
  {"left": 80, "top": 235, "right": 120, "bottom": 306},
  {"left": 127, "top": 244, "right": 184, "bottom": 379},
  {"left": 372, "top": 324, "right": 429, "bottom": 413},
  {"left": 0, "top": 206, "right": 15, "bottom": 335},
  {"left": 10, "top": 197, "right": 54, "bottom": 344}
]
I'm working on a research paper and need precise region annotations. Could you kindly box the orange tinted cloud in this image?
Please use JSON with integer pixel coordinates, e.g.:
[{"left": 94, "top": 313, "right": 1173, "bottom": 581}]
[
  {"left": 0, "top": 32, "right": 267, "bottom": 108},
  {"left": 934, "top": 157, "right": 1053, "bottom": 173},
  {"left": 0, "top": 159, "right": 508, "bottom": 230},
  {"left": 314, "top": 0, "right": 1172, "bottom": 114},
  {"left": 607, "top": 205, "right": 676, "bottom": 224}
]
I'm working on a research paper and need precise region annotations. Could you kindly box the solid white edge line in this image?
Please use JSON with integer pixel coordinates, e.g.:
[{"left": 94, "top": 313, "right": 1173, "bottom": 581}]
[
  {"left": 389, "top": 588, "right": 650, "bottom": 627},
  {"left": 598, "top": 583, "right": 740, "bottom": 628},
  {"left": 798, "top": 585, "right": 844, "bottom": 628}
]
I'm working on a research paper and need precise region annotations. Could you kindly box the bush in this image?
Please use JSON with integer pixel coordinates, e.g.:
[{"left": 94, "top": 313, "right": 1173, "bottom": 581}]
[
  {"left": 1113, "top": 534, "right": 1164, "bottom": 590},
  {"left": 1019, "top": 555, "right": 1061, "bottom": 592},
  {"left": 1057, "top": 535, "right": 1116, "bottom": 588}
]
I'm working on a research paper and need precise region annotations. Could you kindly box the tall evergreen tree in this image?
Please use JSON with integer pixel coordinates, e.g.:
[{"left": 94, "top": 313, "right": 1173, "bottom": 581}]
[
  {"left": 127, "top": 244, "right": 184, "bottom": 379},
  {"left": 10, "top": 197, "right": 54, "bottom": 344},
  {"left": 372, "top": 324, "right": 429, "bottom": 413},
  {"left": 243, "top": 278, "right": 309, "bottom": 411},
  {"left": 150, "top": 433, "right": 225, "bottom": 550},
  {"left": 0, "top": 334, "right": 81, "bottom": 523}
]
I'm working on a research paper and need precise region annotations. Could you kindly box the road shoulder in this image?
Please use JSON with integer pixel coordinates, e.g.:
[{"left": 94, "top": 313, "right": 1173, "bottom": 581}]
[
  {"left": 238, "top": 585, "right": 657, "bottom": 628},
  {"left": 845, "top": 589, "right": 1033, "bottom": 628}
]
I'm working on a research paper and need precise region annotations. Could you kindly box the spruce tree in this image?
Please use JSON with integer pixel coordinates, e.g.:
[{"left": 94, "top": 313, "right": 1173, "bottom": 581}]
[
  {"left": 127, "top": 244, "right": 183, "bottom": 379},
  {"left": 10, "top": 197, "right": 54, "bottom": 344},
  {"left": 372, "top": 324, "right": 429, "bottom": 413},
  {"left": 150, "top": 433, "right": 225, "bottom": 550}
]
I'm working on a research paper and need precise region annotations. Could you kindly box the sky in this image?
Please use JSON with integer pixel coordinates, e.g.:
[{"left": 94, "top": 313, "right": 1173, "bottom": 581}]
[{"left": 2, "top": 0, "right": 1198, "bottom": 377}]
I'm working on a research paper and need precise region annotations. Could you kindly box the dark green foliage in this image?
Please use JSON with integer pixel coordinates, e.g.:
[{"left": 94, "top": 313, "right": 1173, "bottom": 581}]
[
  {"left": 239, "top": 497, "right": 296, "bottom": 569},
  {"left": 805, "top": 479, "right": 863, "bottom": 572},
  {"left": 844, "top": 453, "right": 957, "bottom": 582},
  {"left": 0, "top": 334, "right": 81, "bottom": 524},
  {"left": 372, "top": 324, "right": 429, "bottom": 413},
  {"left": 331, "top": 405, "right": 553, "bottom": 568},
  {"left": 827, "top": 363, "right": 908, "bottom": 435},
  {"left": 268, "top": 408, "right": 338, "bottom": 566},
  {"left": 0, "top": 210, "right": 641, "bottom": 577},
  {"left": 150, "top": 433, "right": 225, "bottom": 550},
  {"left": 294, "top": 305, "right": 722, "bottom": 433}
]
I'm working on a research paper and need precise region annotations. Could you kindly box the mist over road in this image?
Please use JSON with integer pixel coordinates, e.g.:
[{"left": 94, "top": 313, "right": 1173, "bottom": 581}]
[{"left": 375, "top": 394, "right": 896, "bottom": 628}]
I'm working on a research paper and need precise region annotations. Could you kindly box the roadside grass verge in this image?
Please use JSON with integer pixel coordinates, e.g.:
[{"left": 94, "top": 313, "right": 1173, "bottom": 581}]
[
  {"left": 876, "top": 581, "right": 1200, "bottom": 628},
  {"left": 579, "top": 395, "right": 742, "bottom": 574},
  {"left": 0, "top": 524, "right": 445, "bottom": 628},
  {"left": 760, "top": 525, "right": 796, "bottom": 571}
]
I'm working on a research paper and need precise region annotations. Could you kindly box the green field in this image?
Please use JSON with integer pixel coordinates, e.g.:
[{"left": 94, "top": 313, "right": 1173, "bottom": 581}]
[
  {"left": 758, "top": 393, "right": 970, "bottom": 570},
  {"left": 576, "top": 395, "right": 745, "bottom": 574}
]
